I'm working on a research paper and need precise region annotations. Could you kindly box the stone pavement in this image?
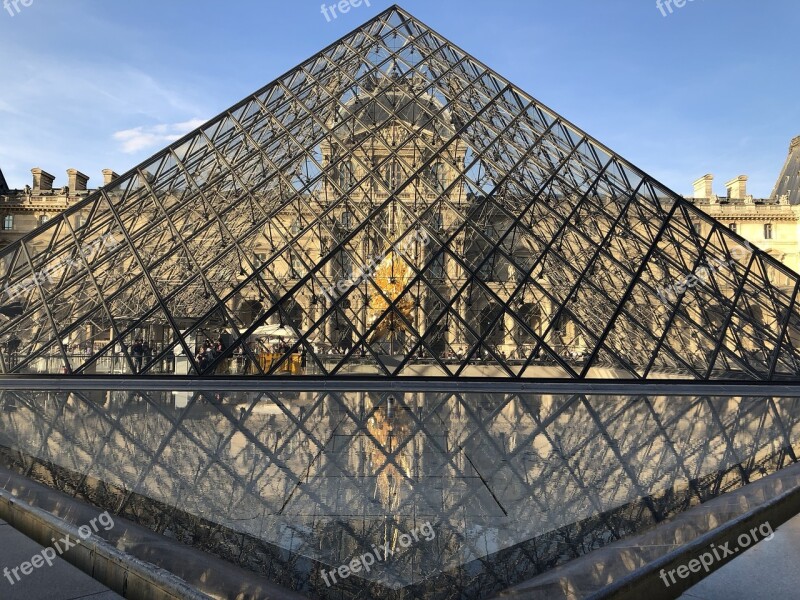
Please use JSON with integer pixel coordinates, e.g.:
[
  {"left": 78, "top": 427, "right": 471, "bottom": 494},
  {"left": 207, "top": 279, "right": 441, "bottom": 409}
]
[{"left": 0, "top": 518, "right": 122, "bottom": 600}]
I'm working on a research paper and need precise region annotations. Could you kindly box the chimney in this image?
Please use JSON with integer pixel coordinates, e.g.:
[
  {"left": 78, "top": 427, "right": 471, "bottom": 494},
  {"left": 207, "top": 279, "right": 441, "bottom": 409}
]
[
  {"left": 102, "top": 169, "right": 119, "bottom": 186},
  {"left": 66, "top": 169, "right": 89, "bottom": 192},
  {"left": 31, "top": 168, "right": 55, "bottom": 191},
  {"left": 725, "top": 175, "right": 748, "bottom": 199},
  {"left": 693, "top": 174, "right": 714, "bottom": 198}
]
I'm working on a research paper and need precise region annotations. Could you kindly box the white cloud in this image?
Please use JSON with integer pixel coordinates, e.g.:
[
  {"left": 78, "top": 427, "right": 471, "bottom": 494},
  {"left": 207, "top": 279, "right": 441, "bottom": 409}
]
[
  {"left": 112, "top": 119, "right": 207, "bottom": 154},
  {"left": 0, "top": 33, "right": 217, "bottom": 187}
]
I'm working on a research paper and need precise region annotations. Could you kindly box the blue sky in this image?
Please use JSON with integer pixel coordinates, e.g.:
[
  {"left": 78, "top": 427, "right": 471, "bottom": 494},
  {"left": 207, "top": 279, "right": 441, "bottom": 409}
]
[{"left": 0, "top": 0, "right": 797, "bottom": 198}]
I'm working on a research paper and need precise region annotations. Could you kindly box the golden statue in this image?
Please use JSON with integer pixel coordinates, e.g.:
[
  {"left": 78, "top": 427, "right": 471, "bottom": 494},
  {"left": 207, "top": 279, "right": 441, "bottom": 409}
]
[
  {"left": 367, "top": 250, "right": 415, "bottom": 345},
  {"left": 366, "top": 396, "right": 413, "bottom": 508}
]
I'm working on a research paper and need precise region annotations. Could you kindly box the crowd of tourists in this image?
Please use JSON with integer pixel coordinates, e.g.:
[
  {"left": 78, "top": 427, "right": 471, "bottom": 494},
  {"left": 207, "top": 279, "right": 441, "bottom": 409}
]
[{"left": 195, "top": 337, "right": 227, "bottom": 371}]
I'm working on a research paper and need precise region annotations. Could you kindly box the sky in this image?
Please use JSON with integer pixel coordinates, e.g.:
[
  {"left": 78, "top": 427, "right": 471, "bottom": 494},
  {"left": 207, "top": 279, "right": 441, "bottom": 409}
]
[{"left": 0, "top": 0, "right": 798, "bottom": 198}]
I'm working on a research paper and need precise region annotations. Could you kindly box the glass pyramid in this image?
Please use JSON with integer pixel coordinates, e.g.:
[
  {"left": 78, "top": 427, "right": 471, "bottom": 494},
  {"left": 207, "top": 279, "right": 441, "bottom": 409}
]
[{"left": 1, "top": 5, "right": 799, "bottom": 380}]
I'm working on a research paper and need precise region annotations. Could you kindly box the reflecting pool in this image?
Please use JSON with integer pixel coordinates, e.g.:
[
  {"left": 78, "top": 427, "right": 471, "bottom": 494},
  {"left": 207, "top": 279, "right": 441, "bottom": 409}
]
[{"left": 0, "top": 389, "right": 798, "bottom": 598}]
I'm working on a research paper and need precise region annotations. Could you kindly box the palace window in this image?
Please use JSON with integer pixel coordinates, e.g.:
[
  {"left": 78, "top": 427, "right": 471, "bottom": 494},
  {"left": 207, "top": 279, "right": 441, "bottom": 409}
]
[
  {"left": 429, "top": 162, "right": 446, "bottom": 191},
  {"left": 384, "top": 159, "right": 402, "bottom": 190},
  {"left": 40, "top": 215, "right": 49, "bottom": 226},
  {"left": 336, "top": 252, "right": 353, "bottom": 280},
  {"left": 764, "top": 223, "right": 774, "bottom": 240},
  {"left": 340, "top": 210, "right": 354, "bottom": 229},
  {"left": 430, "top": 251, "right": 445, "bottom": 280},
  {"left": 289, "top": 253, "right": 304, "bottom": 278},
  {"left": 2, "top": 215, "right": 13, "bottom": 230},
  {"left": 432, "top": 211, "right": 444, "bottom": 232},
  {"left": 337, "top": 160, "right": 355, "bottom": 190},
  {"left": 729, "top": 222, "right": 737, "bottom": 233}
]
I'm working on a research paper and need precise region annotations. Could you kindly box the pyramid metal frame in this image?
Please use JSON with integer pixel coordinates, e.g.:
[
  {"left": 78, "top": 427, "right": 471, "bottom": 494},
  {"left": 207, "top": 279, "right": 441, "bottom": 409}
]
[{"left": 1, "top": 5, "right": 799, "bottom": 380}]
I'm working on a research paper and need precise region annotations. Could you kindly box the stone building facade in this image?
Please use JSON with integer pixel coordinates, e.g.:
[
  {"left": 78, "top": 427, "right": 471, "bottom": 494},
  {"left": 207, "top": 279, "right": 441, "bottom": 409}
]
[
  {"left": 688, "top": 135, "right": 800, "bottom": 278},
  {"left": 3, "top": 136, "right": 798, "bottom": 269},
  {"left": 0, "top": 167, "right": 118, "bottom": 250}
]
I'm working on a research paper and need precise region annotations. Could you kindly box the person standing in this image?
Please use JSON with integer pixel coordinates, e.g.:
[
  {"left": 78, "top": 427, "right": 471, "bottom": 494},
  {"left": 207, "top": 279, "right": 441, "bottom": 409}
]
[{"left": 131, "top": 339, "right": 144, "bottom": 373}]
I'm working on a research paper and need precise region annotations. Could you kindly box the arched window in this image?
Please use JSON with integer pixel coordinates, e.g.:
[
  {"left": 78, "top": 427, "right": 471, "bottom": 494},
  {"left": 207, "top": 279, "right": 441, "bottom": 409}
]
[
  {"left": 340, "top": 210, "right": 354, "bottom": 229},
  {"left": 429, "top": 244, "right": 445, "bottom": 280},
  {"left": 336, "top": 160, "right": 355, "bottom": 190},
  {"left": 384, "top": 159, "right": 401, "bottom": 190},
  {"left": 478, "top": 304, "right": 504, "bottom": 348},
  {"left": 289, "top": 253, "right": 304, "bottom": 278},
  {"left": 429, "top": 162, "right": 446, "bottom": 191},
  {"left": 555, "top": 313, "right": 568, "bottom": 333}
]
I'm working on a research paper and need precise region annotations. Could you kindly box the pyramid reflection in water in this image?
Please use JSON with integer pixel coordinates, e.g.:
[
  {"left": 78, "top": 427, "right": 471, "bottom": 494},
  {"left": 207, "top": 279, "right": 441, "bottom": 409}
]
[{"left": 1, "top": 389, "right": 798, "bottom": 597}]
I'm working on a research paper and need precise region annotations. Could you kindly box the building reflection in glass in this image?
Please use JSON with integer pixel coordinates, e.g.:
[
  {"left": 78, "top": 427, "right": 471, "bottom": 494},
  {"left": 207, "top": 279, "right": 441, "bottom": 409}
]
[{"left": 0, "top": 389, "right": 797, "bottom": 598}]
